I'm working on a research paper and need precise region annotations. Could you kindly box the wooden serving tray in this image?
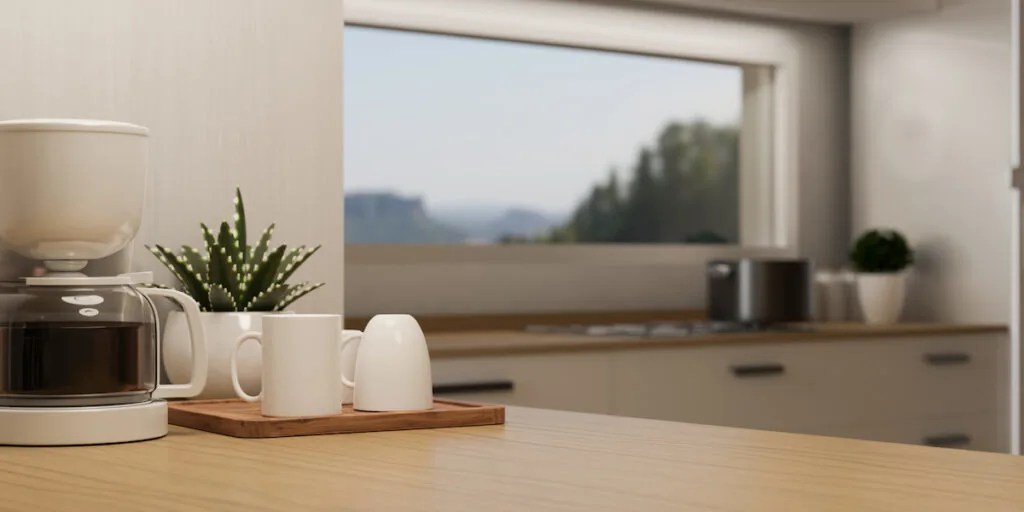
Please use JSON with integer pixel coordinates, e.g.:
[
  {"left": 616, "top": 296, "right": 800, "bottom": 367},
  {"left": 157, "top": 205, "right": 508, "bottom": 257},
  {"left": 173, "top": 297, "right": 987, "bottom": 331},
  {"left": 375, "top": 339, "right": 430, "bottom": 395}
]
[{"left": 167, "top": 399, "right": 505, "bottom": 438}]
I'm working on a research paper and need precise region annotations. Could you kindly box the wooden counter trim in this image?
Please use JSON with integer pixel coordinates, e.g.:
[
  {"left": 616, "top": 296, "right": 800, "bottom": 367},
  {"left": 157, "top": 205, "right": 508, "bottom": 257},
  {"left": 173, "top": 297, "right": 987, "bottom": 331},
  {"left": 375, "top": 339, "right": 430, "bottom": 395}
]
[
  {"left": 346, "top": 309, "right": 705, "bottom": 332},
  {"left": 426, "top": 323, "right": 1009, "bottom": 358}
]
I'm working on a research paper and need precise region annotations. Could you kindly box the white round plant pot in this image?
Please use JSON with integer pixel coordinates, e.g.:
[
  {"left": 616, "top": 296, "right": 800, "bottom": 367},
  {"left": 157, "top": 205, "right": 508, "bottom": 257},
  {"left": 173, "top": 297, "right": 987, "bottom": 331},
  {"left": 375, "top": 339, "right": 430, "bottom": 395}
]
[
  {"left": 163, "top": 311, "right": 268, "bottom": 399},
  {"left": 856, "top": 272, "right": 907, "bottom": 325}
]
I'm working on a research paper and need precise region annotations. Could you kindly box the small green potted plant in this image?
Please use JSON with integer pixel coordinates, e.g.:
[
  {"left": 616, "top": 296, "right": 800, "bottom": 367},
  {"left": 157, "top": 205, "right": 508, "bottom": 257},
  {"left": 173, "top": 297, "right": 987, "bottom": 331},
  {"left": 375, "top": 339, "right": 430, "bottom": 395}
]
[
  {"left": 849, "top": 228, "right": 914, "bottom": 325},
  {"left": 147, "top": 188, "right": 324, "bottom": 398}
]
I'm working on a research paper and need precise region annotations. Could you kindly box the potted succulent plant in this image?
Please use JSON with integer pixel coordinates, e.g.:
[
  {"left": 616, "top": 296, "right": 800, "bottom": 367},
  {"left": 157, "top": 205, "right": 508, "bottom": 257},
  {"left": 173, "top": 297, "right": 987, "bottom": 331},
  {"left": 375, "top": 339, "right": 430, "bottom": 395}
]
[
  {"left": 147, "top": 188, "right": 324, "bottom": 398},
  {"left": 849, "top": 228, "right": 914, "bottom": 325}
]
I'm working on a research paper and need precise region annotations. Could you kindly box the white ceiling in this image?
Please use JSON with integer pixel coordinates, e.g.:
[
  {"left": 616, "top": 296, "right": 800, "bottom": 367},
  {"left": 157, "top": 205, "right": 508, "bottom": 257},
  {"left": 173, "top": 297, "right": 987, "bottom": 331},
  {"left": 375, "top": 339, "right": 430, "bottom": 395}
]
[{"left": 628, "top": 0, "right": 941, "bottom": 24}]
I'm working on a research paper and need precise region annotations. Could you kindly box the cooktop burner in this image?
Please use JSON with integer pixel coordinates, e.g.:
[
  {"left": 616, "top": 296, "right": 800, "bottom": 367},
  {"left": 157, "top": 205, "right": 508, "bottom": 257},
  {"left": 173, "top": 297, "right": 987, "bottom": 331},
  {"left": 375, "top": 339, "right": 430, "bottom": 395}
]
[{"left": 523, "top": 321, "right": 812, "bottom": 337}]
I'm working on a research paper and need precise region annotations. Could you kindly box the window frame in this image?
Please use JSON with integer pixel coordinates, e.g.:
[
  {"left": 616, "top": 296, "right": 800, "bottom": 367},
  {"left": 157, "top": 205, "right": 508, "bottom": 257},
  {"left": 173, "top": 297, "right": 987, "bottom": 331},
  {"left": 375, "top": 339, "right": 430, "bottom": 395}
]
[{"left": 343, "top": 0, "right": 808, "bottom": 314}]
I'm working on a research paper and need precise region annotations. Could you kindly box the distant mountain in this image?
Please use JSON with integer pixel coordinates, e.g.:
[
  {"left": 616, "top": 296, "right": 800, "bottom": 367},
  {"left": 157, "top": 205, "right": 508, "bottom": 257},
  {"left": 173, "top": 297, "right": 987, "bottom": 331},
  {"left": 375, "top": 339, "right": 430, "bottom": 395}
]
[
  {"left": 485, "top": 208, "right": 563, "bottom": 239},
  {"left": 345, "top": 193, "right": 566, "bottom": 244},
  {"left": 431, "top": 204, "right": 507, "bottom": 225},
  {"left": 432, "top": 204, "right": 565, "bottom": 243},
  {"left": 345, "top": 192, "right": 466, "bottom": 244}
]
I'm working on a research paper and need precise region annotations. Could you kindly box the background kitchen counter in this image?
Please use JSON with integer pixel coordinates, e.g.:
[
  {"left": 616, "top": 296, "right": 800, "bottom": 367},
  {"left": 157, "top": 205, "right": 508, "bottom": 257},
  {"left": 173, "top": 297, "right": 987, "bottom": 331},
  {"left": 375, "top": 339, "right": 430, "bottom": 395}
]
[
  {"left": 426, "top": 321, "right": 1010, "bottom": 452},
  {"left": 425, "top": 323, "right": 1008, "bottom": 358}
]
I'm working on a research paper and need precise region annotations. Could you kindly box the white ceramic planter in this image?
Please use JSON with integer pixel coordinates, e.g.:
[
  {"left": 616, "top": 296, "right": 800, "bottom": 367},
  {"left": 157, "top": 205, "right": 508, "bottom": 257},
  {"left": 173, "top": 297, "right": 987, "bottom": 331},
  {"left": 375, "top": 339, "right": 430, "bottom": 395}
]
[
  {"left": 163, "top": 311, "right": 268, "bottom": 399},
  {"left": 856, "top": 272, "right": 907, "bottom": 325}
]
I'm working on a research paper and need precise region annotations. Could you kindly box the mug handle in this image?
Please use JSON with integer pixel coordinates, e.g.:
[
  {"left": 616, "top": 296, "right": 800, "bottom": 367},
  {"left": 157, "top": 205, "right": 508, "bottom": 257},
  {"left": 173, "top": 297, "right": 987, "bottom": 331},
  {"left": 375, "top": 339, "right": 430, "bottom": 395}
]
[
  {"left": 145, "top": 288, "right": 208, "bottom": 399},
  {"left": 340, "top": 330, "right": 362, "bottom": 389},
  {"left": 232, "top": 331, "right": 263, "bottom": 402}
]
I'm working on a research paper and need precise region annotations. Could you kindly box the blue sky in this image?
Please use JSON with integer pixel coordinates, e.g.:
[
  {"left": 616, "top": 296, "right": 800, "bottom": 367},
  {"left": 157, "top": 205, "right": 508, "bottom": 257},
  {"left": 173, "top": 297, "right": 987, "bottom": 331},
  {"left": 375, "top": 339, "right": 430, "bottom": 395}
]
[{"left": 343, "top": 26, "right": 741, "bottom": 214}]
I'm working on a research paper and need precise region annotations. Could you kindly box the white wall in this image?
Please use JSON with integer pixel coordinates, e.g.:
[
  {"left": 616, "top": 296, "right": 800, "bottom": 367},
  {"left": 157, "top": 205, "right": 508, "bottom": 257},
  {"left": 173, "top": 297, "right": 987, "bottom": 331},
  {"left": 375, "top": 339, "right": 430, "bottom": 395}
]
[
  {"left": 851, "top": 0, "right": 1014, "bottom": 323},
  {"left": 0, "top": 1, "right": 344, "bottom": 314},
  {"left": 0, "top": 0, "right": 848, "bottom": 319},
  {"left": 344, "top": 0, "right": 849, "bottom": 315}
]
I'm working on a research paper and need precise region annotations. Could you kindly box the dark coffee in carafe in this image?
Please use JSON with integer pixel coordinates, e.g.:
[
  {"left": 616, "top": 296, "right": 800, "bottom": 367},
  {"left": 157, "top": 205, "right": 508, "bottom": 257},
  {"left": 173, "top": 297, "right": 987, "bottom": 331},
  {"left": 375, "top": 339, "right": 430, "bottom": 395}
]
[{"left": 0, "top": 322, "right": 155, "bottom": 406}]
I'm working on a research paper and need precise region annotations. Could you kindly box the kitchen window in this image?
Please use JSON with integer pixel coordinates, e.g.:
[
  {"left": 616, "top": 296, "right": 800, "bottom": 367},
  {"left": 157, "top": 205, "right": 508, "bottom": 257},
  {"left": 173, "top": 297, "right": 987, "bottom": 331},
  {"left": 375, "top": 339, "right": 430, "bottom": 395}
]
[
  {"left": 344, "top": 26, "right": 774, "bottom": 247},
  {"left": 341, "top": 0, "right": 839, "bottom": 316}
]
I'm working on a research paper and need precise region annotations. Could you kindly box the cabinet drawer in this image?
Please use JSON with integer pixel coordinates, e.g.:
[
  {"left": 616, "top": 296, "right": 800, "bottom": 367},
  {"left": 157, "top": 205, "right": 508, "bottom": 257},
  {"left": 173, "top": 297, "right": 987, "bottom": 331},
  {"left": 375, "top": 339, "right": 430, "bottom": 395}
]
[
  {"left": 843, "top": 335, "right": 1007, "bottom": 420},
  {"left": 611, "top": 343, "right": 851, "bottom": 432},
  {"left": 431, "top": 353, "right": 613, "bottom": 414},
  {"left": 610, "top": 333, "right": 1007, "bottom": 432},
  {"left": 809, "top": 411, "right": 1008, "bottom": 453}
]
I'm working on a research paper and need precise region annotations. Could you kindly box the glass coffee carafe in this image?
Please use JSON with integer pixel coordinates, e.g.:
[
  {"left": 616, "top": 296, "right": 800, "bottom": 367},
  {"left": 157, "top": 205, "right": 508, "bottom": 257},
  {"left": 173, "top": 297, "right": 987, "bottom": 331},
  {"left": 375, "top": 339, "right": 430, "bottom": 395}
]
[{"left": 0, "top": 275, "right": 206, "bottom": 407}]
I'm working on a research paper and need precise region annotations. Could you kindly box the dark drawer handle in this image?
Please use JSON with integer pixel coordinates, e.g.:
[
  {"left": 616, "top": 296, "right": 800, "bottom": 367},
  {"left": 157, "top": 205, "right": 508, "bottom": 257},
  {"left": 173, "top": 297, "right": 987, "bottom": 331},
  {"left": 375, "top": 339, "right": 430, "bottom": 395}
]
[
  {"left": 923, "top": 433, "right": 972, "bottom": 447},
  {"left": 924, "top": 352, "right": 972, "bottom": 365},
  {"left": 730, "top": 364, "right": 785, "bottom": 377},
  {"left": 433, "top": 380, "right": 514, "bottom": 394}
]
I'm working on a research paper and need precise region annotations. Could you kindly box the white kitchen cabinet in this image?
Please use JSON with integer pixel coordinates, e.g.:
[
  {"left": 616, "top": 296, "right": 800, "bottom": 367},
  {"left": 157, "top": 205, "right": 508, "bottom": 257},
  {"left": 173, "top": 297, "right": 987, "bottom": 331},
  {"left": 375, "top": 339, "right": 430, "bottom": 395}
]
[
  {"left": 840, "top": 335, "right": 1007, "bottom": 420},
  {"left": 431, "top": 331, "right": 1010, "bottom": 452},
  {"left": 431, "top": 352, "right": 613, "bottom": 414},
  {"left": 812, "top": 411, "right": 1009, "bottom": 453},
  {"left": 611, "top": 342, "right": 857, "bottom": 433},
  {"left": 610, "top": 333, "right": 1006, "bottom": 433}
]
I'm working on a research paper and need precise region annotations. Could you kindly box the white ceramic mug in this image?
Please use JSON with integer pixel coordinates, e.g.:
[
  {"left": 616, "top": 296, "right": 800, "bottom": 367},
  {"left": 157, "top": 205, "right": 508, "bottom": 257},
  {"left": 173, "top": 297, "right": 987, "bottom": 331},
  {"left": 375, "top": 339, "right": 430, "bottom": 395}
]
[
  {"left": 343, "top": 314, "right": 433, "bottom": 412},
  {"left": 231, "top": 314, "right": 343, "bottom": 417}
]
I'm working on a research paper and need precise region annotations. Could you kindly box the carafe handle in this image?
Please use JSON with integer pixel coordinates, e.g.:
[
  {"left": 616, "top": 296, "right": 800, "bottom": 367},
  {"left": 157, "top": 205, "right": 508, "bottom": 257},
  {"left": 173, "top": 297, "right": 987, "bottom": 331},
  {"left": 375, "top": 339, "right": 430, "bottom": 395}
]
[{"left": 144, "top": 288, "right": 208, "bottom": 399}]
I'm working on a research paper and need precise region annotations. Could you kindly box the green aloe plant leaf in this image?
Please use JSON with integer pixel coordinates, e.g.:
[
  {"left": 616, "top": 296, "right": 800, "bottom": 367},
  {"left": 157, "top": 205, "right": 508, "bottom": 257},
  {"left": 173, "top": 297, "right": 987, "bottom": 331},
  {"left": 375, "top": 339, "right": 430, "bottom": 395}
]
[
  {"left": 147, "top": 189, "right": 322, "bottom": 312},
  {"left": 208, "top": 283, "right": 236, "bottom": 312},
  {"left": 275, "top": 246, "right": 304, "bottom": 282},
  {"left": 246, "top": 285, "right": 291, "bottom": 312},
  {"left": 148, "top": 244, "right": 190, "bottom": 291},
  {"left": 217, "top": 221, "right": 238, "bottom": 266},
  {"left": 233, "top": 188, "right": 247, "bottom": 266},
  {"left": 242, "top": 245, "right": 287, "bottom": 308},
  {"left": 180, "top": 245, "right": 208, "bottom": 283},
  {"left": 251, "top": 223, "right": 276, "bottom": 267},
  {"left": 276, "top": 245, "right": 321, "bottom": 285},
  {"left": 147, "top": 244, "right": 211, "bottom": 311},
  {"left": 217, "top": 221, "right": 246, "bottom": 294},
  {"left": 200, "top": 223, "right": 218, "bottom": 255},
  {"left": 276, "top": 282, "right": 326, "bottom": 311},
  {"left": 208, "top": 244, "right": 239, "bottom": 301}
]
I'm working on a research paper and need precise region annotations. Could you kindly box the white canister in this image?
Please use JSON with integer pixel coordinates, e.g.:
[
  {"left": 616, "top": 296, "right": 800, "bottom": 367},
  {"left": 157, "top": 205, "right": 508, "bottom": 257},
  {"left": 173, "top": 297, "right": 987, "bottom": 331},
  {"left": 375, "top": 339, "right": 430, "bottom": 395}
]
[
  {"left": 815, "top": 270, "right": 856, "bottom": 321},
  {"left": 814, "top": 270, "right": 848, "bottom": 322}
]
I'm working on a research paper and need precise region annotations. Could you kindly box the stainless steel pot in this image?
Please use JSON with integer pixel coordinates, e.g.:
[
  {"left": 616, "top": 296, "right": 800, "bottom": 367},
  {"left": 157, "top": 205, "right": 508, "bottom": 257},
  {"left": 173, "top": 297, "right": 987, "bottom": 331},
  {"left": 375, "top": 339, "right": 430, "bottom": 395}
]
[{"left": 706, "top": 258, "right": 813, "bottom": 324}]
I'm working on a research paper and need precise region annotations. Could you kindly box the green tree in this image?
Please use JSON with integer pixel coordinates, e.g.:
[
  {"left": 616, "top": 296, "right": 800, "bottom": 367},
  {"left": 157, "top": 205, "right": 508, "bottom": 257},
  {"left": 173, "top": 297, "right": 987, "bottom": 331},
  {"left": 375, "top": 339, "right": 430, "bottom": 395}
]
[
  {"left": 655, "top": 122, "right": 692, "bottom": 241},
  {"left": 540, "top": 119, "right": 739, "bottom": 245},
  {"left": 615, "top": 149, "right": 661, "bottom": 242},
  {"left": 569, "top": 170, "right": 622, "bottom": 242}
]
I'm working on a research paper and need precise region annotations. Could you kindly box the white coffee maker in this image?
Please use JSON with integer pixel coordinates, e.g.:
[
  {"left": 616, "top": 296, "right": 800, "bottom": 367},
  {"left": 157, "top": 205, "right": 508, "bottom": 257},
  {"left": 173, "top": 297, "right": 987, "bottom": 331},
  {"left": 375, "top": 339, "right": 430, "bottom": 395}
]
[{"left": 0, "top": 119, "right": 208, "bottom": 446}]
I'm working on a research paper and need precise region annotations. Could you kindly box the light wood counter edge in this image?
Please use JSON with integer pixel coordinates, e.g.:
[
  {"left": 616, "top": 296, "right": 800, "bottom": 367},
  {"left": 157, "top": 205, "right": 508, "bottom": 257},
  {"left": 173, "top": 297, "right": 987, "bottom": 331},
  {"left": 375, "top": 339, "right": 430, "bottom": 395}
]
[
  {"left": 426, "top": 323, "right": 1009, "bottom": 358},
  {"left": 5, "top": 406, "right": 1024, "bottom": 511}
]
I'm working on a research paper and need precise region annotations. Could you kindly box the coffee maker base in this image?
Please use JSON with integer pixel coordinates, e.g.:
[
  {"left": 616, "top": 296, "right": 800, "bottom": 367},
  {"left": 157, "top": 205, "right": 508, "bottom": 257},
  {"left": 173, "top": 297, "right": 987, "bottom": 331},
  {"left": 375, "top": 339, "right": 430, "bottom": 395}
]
[{"left": 0, "top": 400, "right": 168, "bottom": 446}]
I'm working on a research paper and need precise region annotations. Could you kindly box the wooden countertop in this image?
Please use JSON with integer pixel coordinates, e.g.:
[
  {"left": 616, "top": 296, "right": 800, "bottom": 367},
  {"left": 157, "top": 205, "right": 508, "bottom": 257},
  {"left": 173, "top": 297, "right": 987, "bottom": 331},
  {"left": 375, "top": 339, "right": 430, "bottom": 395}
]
[
  {"left": 6, "top": 406, "right": 1024, "bottom": 511},
  {"left": 426, "top": 323, "right": 1008, "bottom": 357}
]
